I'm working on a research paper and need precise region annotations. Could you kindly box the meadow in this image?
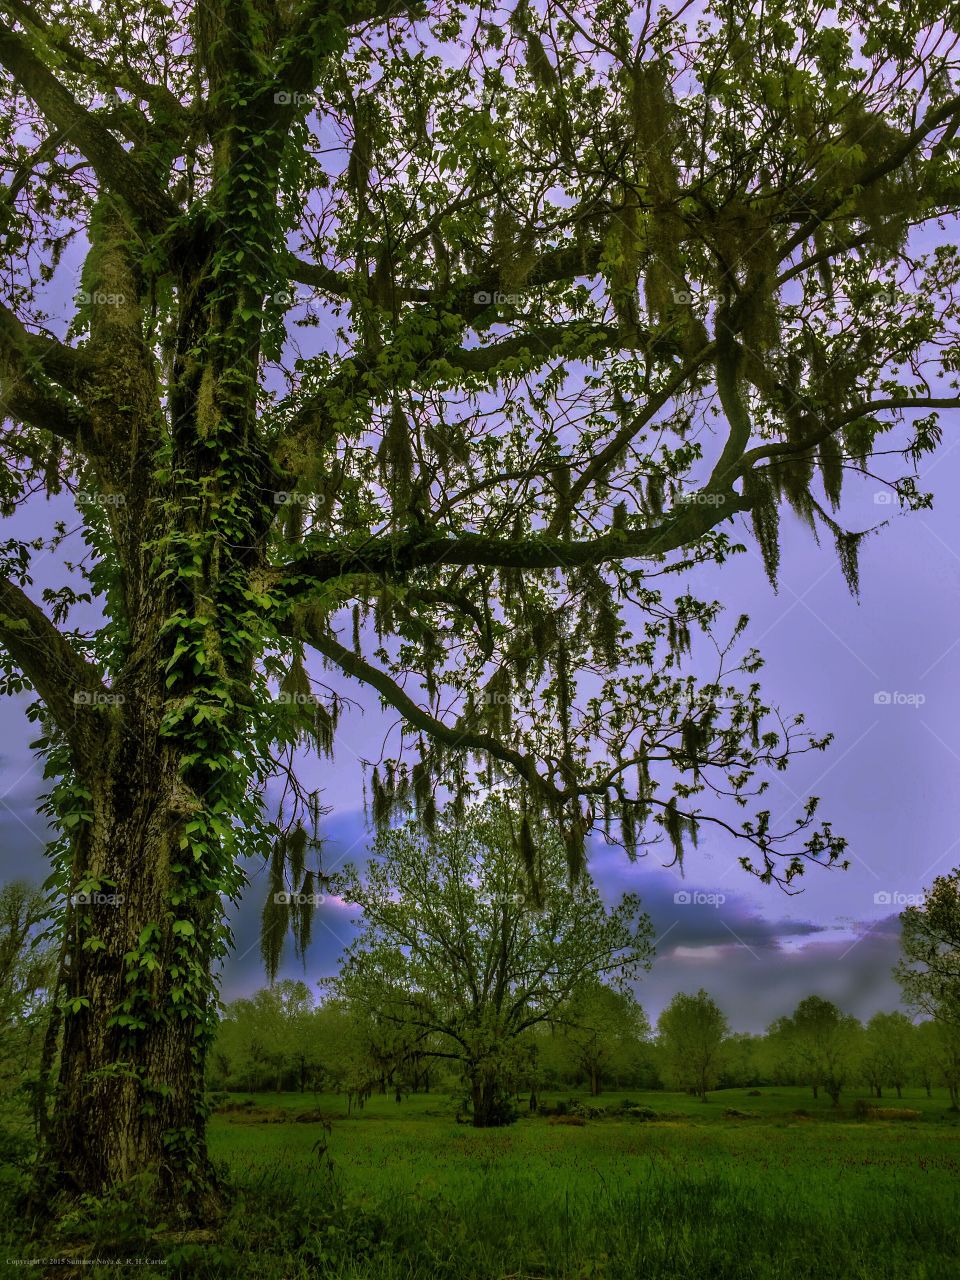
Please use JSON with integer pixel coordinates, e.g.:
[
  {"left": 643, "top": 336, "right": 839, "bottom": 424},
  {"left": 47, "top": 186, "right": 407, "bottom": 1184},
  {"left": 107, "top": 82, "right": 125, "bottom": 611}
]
[
  {"left": 7, "top": 1086, "right": 958, "bottom": 1278},
  {"left": 194, "top": 1086, "right": 960, "bottom": 1280}
]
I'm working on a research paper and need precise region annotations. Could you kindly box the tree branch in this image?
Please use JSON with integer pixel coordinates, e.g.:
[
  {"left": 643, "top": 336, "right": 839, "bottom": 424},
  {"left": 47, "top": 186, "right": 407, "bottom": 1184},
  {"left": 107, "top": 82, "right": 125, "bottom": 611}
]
[
  {"left": 0, "top": 576, "right": 110, "bottom": 755},
  {"left": 0, "top": 303, "right": 93, "bottom": 444},
  {"left": 0, "top": 19, "right": 177, "bottom": 235},
  {"left": 730, "top": 397, "right": 960, "bottom": 480},
  {"left": 271, "top": 489, "right": 748, "bottom": 597},
  {"left": 289, "top": 618, "right": 566, "bottom": 804}
]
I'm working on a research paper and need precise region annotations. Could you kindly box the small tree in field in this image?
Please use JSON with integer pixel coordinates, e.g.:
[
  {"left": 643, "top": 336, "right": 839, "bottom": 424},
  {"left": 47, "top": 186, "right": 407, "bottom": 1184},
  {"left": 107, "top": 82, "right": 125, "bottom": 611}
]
[
  {"left": 334, "top": 798, "right": 652, "bottom": 1126},
  {"left": 5, "top": 0, "right": 960, "bottom": 1209},
  {"left": 770, "top": 996, "right": 859, "bottom": 1105},
  {"left": 861, "top": 1011, "right": 915, "bottom": 1099},
  {"left": 560, "top": 981, "right": 650, "bottom": 1096},
  {"left": 912, "top": 1018, "right": 960, "bottom": 1110},
  {"left": 657, "top": 989, "right": 728, "bottom": 1101}
]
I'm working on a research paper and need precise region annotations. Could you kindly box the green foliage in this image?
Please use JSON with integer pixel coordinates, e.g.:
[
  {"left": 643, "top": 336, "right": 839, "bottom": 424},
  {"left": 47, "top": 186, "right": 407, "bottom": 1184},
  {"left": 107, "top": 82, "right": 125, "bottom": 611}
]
[
  {"left": 334, "top": 796, "right": 652, "bottom": 1122},
  {"left": 657, "top": 989, "right": 730, "bottom": 1100}
]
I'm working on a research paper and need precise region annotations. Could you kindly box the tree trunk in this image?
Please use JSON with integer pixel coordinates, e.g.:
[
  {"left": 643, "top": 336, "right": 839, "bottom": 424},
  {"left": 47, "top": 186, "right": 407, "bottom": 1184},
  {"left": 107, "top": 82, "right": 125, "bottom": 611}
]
[
  {"left": 40, "top": 742, "right": 223, "bottom": 1216},
  {"left": 590, "top": 1067, "right": 600, "bottom": 1097},
  {"left": 895, "top": 1084, "right": 902, "bottom": 1098},
  {"left": 812, "top": 1084, "right": 818, "bottom": 1099},
  {"left": 471, "top": 1080, "right": 500, "bottom": 1127}
]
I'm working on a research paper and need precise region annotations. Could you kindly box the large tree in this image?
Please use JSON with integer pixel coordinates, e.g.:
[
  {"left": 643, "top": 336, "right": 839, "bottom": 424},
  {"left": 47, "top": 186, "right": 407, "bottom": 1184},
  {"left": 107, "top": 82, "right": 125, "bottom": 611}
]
[
  {"left": 334, "top": 798, "right": 653, "bottom": 1126},
  {"left": 1, "top": 0, "right": 960, "bottom": 1211}
]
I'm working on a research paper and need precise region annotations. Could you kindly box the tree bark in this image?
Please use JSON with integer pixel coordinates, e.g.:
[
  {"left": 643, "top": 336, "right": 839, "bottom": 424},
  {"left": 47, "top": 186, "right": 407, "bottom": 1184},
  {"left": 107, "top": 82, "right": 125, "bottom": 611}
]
[
  {"left": 471, "top": 1079, "right": 502, "bottom": 1127},
  {"left": 40, "top": 725, "right": 222, "bottom": 1214}
]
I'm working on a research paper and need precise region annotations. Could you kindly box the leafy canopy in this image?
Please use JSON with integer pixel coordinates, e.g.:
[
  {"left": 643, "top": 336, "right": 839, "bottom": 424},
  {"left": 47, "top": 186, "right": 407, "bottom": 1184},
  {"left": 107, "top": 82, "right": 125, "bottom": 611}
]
[{"left": 1, "top": 0, "right": 960, "bottom": 957}]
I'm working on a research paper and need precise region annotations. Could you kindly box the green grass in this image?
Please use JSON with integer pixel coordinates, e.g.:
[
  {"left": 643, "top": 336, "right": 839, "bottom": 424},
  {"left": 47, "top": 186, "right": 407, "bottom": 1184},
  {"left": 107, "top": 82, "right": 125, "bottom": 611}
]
[
  {"left": 6, "top": 1088, "right": 959, "bottom": 1278},
  {"left": 198, "top": 1086, "right": 960, "bottom": 1279}
]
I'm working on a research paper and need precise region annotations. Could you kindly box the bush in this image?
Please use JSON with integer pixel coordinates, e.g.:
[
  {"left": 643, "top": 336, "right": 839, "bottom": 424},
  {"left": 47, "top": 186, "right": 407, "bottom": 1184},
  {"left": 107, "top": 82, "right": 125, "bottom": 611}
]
[{"left": 626, "top": 1106, "right": 660, "bottom": 1121}]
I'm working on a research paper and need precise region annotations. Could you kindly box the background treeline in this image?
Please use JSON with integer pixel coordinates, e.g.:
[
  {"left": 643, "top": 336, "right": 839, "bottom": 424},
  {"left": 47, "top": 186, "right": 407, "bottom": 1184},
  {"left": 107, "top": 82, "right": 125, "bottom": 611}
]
[{"left": 208, "top": 980, "right": 960, "bottom": 1110}]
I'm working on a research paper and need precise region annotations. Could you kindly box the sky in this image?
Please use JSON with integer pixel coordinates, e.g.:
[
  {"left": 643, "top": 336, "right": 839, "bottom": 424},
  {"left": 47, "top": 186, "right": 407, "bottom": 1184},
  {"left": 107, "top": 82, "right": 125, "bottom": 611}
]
[{"left": 4, "top": 422, "right": 956, "bottom": 1034}]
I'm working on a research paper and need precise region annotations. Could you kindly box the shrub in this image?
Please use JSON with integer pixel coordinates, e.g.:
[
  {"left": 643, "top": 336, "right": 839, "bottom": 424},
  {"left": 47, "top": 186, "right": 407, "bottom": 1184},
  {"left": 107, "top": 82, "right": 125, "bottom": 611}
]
[{"left": 626, "top": 1106, "right": 660, "bottom": 1121}]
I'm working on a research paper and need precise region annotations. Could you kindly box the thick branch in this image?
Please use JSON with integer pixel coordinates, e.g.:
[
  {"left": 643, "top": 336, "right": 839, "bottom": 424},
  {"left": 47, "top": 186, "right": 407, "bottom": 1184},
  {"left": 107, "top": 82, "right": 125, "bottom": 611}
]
[
  {"left": 0, "top": 20, "right": 177, "bottom": 235},
  {"left": 1, "top": 0, "right": 192, "bottom": 132},
  {"left": 0, "top": 303, "right": 93, "bottom": 443},
  {"left": 272, "top": 490, "right": 748, "bottom": 592},
  {"left": 0, "top": 576, "right": 109, "bottom": 754}
]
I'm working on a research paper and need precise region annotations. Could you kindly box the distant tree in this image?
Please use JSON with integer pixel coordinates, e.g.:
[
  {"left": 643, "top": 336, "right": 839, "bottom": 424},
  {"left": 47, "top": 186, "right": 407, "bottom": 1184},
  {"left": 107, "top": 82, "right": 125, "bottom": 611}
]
[
  {"left": 913, "top": 1020, "right": 939, "bottom": 1098},
  {"left": 719, "top": 1032, "right": 768, "bottom": 1088},
  {"left": 0, "top": 881, "right": 55, "bottom": 1027},
  {"left": 213, "top": 980, "right": 321, "bottom": 1092},
  {"left": 861, "top": 1011, "right": 915, "bottom": 1099},
  {"left": 910, "top": 1018, "right": 960, "bottom": 1111},
  {"left": 335, "top": 798, "right": 652, "bottom": 1126},
  {"left": 0, "top": 881, "right": 57, "bottom": 1145},
  {"left": 896, "top": 873, "right": 960, "bottom": 1024},
  {"left": 311, "top": 999, "right": 386, "bottom": 1112},
  {"left": 657, "top": 990, "right": 729, "bottom": 1101},
  {"left": 770, "top": 996, "right": 859, "bottom": 1104},
  {"left": 560, "top": 982, "right": 650, "bottom": 1096}
]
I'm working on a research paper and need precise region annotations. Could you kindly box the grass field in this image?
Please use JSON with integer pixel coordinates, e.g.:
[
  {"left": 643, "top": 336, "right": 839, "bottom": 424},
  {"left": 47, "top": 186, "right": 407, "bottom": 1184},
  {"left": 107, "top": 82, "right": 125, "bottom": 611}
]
[{"left": 179, "top": 1085, "right": 960, "bottom": 1280}]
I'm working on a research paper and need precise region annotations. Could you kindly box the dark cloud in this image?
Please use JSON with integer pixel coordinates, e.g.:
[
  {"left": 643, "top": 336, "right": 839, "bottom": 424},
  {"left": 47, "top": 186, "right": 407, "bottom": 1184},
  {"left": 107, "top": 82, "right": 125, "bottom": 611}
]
[{"left": 636, "top": 920, "right": 906, "bottom": 1033}]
